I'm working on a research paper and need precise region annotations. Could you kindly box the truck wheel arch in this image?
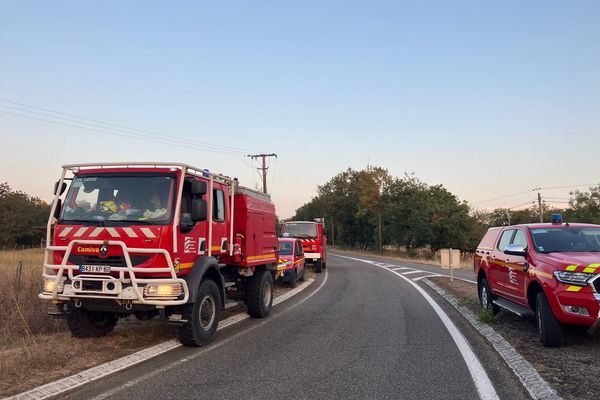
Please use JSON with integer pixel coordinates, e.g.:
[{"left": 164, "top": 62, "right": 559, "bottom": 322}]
[
  {"left": 527, "top": 281, "right": 544, "bottom": 310},
  {"left": 183, "top": 257, "right": 226, "bottom": 308}
]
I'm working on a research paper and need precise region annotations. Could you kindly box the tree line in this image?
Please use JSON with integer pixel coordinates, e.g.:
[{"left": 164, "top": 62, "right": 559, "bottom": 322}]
[
  {"left": 291, "top": 167, "right": 600, "bottom": 253},
  {"left": 0, "top": 183, "right": 50, "bottom": 247}
]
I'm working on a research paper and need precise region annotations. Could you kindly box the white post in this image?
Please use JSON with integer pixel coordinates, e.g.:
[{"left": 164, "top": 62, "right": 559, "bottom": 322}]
[
  {"left": 208, "top": 175, "right": 214, "bottom": 257},
  {"left": 229, "top": 179, "right": 236, "bottom": 256},
  {"left": 449, "top": 248, "right": 454, "bottom": 282},
  {"left": 173, "top": 166, "right": 187, "bottom": 253}
]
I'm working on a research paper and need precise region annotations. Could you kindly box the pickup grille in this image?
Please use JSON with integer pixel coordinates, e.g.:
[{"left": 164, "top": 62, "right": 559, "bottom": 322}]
[
  {"left": 593, "top": 276, "right": 600, "bottom": 293},
  {"left": 68, "top": 255, "right": 150, "bottom": 267}
]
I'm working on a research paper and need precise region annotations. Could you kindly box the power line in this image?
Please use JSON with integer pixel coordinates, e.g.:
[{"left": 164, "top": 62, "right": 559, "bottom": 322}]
[
  {"left": 0, "top": 109, "right": 245, "bottom": 156},
  {"left": 0, "top": 98, "right": 252, "bottom": 154},
  {"left": 474, "top": 190, "right": 534, "bottom": 205}
]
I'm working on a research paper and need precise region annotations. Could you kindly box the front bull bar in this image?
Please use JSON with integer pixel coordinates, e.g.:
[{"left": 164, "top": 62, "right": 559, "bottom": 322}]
[{"left": 39, "top": 239, "right": 189, "bottom": 306}]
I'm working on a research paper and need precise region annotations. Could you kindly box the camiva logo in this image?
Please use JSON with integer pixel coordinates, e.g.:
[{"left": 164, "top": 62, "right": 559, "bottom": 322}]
[{"left": 76, "top": 247, "right": 100, "bottom": 253}]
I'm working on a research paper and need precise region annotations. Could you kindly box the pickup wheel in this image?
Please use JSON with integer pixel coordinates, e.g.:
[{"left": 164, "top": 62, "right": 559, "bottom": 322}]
[
  {"left": 315, "top": 260, "right": 323, "bottom": 273},
  {"left": 247, "top": 269, "right": 273, "bottom": 318},
  {"left": 478, "top": 279, "right": 499, "bottom": 315},
  {"left": 322, "top": 262, "right": 327, "bottom": 269},
  {"left": 66, "top": 308, "right": 117, "bottom": 338},
  {"left": 176, "top": 279, "right": 221, "bottom": 347},
  {"left": 536, "top": 292, "right": 562, "bottom": 347}
]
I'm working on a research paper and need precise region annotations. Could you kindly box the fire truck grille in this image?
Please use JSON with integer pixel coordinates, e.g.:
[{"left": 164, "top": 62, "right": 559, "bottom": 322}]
[{"left": 68, "top": 255, "right": 151, "bottom": 267}]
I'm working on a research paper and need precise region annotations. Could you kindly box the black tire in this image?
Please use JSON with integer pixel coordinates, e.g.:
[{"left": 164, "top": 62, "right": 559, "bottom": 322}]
[
  {"left": 315, "top": 260, "right": 323, "bottom": 273},
  {"left": 536, "top": 292, "right": 562, "bottom": 347},
  {"left": 176, "top": 279, "right": 221, "bottom": 347},
  {"left": 299, "top": 268, "right": 305, "bottom": 282},
  {"left": 478, "top": 278, "right": 499, "bottom": 315},
  {"left": 322, "top": 262, "right": 327, "bottom": 269},
  {"left": 247, "top": 269, "right": 273, "bottom": 318},
  {"left": 288, "top": 268, "right": 298, "bottom": 288},
  {"left": 65, "top": 308, "right": 117, "bottom": 338}
]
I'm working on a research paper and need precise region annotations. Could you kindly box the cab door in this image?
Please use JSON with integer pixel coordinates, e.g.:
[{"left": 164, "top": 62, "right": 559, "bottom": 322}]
[
  {"left": 210, "top": 185, "right": 229, "bottom": 257},
  {"left": 295, "top": 239, "right": 305, "bottom": 274}
]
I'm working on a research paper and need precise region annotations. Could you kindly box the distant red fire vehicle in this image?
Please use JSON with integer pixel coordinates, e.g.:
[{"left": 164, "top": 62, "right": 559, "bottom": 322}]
[{"left": 281, "top": 219, "right": 327, "bottom": 273}]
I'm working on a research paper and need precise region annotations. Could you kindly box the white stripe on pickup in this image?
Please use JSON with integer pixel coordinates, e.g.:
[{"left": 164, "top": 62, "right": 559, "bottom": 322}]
[{"left": 140, "top": 228, "right": 156, "bottom": 238}]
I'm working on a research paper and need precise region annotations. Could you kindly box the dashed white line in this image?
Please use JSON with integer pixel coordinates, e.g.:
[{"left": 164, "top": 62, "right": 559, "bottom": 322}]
[
  {"left": 412, "top": 274, "right": 441, "bottom": 282},
  {"left": 391, "top": 267, "right": 411, "bottom": 271},
  {"left": 401, "top": 270, "right": 426, "bottom": 275}
]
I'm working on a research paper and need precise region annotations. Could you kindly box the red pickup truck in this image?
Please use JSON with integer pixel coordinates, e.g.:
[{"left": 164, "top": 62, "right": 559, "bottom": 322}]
[{"left": 474, "top": 216, "right": 600, "bottom": 347}]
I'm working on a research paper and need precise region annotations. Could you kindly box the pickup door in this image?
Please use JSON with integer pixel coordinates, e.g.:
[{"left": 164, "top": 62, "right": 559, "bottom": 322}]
[{"left": 491, "top": 228, "right": 529, "bottom": 305}]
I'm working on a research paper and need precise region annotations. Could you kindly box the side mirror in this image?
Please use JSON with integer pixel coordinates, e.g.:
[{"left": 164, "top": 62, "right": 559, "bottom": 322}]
[
  {"left": 54, "top": 181, "right": 67, "bottom": 195},
  {"left": 53, "top": 199, "right": 62, "bottom": 220},
  {"left": 191, "top": 198, "right": 208, "bottom": 222},
  {"left": 191, "top": 180, "right": 208, "bottom": 196},
  {"left": 504, "top": 244, "right": 527, "bottom": 257},
  {"left": 323, "top": 228, "right": 328, "bottom": 236}
]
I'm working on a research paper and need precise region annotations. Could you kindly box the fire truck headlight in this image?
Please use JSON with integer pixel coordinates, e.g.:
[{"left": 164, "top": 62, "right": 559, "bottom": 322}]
[
  {"left": 44, "top": 277, "right": 66, "bottom": 293},
  {"left": 554, "top": 271, "right": 594, "bottom": 286},
  {"left": 311, "top": 245, "right": 317, "bottom": 251},
  {"left": 144, "top": 283, "right": 183, "bottom": 297}
]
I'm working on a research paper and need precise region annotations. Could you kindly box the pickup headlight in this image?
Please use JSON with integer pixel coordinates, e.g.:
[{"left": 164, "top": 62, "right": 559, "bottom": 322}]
[{"left": 554, "top": 271, "right": 594, "bottom": 286}]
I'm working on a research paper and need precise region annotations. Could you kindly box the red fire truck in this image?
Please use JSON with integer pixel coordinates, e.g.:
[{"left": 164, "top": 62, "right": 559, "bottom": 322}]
[
  {"left": 281, "top": 219, "right": 327, "bottom": 273},
  {"left": 40, "top": 162, "right": 278, "bottom": 346}
]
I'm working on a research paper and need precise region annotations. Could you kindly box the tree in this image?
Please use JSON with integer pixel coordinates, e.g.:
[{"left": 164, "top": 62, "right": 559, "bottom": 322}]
[
  {"left": 0, "top": 183, "right": 50, "bottom": 246},
  {"left": 569, "top": 185, "right": 600, "bottom": 224}
]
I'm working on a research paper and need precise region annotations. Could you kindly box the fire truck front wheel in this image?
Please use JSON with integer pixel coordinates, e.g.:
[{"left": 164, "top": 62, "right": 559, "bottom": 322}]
[
  {"left": 176, "top": 279, "right": 221, "bottom": 347},
  {"left": 247, "top": 269, "right": 273, "bottom": 318},
  {"left": 65, "top": 308, "right": 117, "bottom": 338}
]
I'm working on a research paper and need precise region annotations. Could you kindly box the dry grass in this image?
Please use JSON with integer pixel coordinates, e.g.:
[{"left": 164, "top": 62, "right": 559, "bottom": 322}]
[{"left": 0, "top": 249, "right": 63, "bottom": 346}]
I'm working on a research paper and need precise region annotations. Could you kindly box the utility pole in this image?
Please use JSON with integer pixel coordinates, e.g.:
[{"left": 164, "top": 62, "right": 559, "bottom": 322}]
[
  {"left": 247, "top": 153, "right": 277, "bottom": 194},
  {"left": 537, "top": 192, "right": 543, "bottom": 223}
]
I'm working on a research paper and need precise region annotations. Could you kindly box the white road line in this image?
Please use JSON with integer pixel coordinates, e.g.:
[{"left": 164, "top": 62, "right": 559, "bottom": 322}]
[
  {"left": 401, "top": 270, "right": 426, "bottom": 275},
  {"left": 412, "top": 274, "right": 441, "bottom": 282},
  {"left": 391, "top": 267, "right": 411, "bottom": 271},
  {"left": 333, "top": 254, "right": 499, "bottom": 400},
  {"left": 8, "top": 273, "right": 325, "bottom": 400}
]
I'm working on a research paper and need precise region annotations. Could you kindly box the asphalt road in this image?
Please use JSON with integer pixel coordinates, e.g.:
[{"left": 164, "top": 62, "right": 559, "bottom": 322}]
[{"left": 67, "top": 253, "right": 527, "bottom": 400}]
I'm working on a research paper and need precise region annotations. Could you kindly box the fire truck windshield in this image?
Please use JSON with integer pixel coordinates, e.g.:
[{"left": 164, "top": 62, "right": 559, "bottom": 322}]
[
  {"left": 61, "top": 174, "right": 175, "bottom": 225},
  {"left": 283, "top": 223, "right": 317, "bottom": 238},
  {"left": 531, "top": 227, "right": 600, "bottom": 253}
]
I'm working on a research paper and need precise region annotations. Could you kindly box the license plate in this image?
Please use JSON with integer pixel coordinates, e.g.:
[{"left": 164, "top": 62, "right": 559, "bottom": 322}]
[{"left": 79, "top": 265, "right": 111, "bottom": 273}]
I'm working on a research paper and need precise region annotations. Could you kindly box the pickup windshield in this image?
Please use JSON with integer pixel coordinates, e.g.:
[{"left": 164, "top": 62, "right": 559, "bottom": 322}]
[
  {"left": 282, "top": 223, "right": 317, "bottom": 238},
  {"left": 61, "top": 174, "right": 175, "bottom": 225},
  {"left": 531, "top": 227, "right": 600, "bottom": 253}
]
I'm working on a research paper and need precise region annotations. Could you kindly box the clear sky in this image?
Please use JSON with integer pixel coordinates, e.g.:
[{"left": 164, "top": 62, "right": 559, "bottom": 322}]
[{"left": 1, "top": 1, "right": 599, "bottom": 218}]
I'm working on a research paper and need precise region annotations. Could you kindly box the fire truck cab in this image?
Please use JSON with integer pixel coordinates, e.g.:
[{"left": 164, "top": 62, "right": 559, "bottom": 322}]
[
  {"left": 40, "top": 162, "right": 278, "bottom": 346},
  {"left": 281, "top": 219, "right": 327, "bottom": 273}
]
